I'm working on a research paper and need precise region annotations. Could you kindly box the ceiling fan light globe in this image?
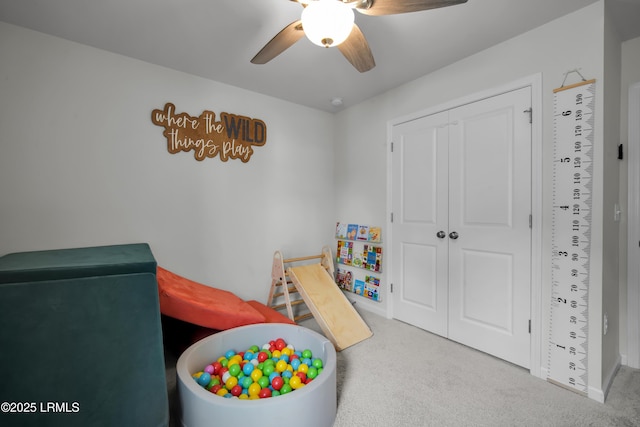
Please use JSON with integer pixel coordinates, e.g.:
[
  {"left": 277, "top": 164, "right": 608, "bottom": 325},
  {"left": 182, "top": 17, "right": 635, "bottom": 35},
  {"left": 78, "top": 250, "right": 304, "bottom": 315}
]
[{"left": 301, "top": 0, "right": 354, "bottom": 48}]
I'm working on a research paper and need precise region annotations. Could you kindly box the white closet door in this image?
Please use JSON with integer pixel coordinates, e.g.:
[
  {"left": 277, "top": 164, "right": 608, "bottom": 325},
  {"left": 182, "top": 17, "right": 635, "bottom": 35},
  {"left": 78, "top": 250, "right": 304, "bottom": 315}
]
[
  {"left": 391, "top": 111, "right": 449, "bottom": 336},
  {"left": 391, "top": 86, "right": 532, "bottom": 368},
  {"left": 447, "top": 86, "right": 532, "bottom": 368}
]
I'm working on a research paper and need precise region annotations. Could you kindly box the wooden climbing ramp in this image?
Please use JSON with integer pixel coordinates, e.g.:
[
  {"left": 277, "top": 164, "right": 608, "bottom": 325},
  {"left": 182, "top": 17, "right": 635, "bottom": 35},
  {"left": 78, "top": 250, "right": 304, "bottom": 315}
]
[{"left": 268, "top": 246, "right": 372, "bottom": 351}]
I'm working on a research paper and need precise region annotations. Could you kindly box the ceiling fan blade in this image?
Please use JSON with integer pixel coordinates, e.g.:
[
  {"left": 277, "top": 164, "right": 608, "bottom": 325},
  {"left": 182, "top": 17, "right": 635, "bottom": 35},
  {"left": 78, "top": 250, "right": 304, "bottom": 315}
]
[
  {"left": 337, "top": 24, "right": 375, "bottom": 73},
  {"left": 251, "top": 20, "right": 305, "bottom": 64},
  {"left": 358, "top": 0, "right": 468, "bottom": 16}
]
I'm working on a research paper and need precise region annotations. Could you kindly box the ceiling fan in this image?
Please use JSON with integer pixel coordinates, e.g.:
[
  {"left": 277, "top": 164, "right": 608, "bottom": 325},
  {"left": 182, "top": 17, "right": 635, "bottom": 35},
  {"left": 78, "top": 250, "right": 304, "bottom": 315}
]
[{"left": 251, "top": 0, "right": 469, "bottom": 73}]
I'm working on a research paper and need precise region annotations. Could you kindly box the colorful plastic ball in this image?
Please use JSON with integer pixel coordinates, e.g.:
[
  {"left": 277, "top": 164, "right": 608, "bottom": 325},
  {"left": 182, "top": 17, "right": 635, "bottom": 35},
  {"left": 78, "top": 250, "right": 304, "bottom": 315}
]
[
  {"left": 225, "top": 376, "right": 238, "bottom": 390},
  {"left": 289, "top": 375, "right": 303, "bottom": 390},
  {"left": 248, "top": 382, "right": 261, "bottom": 397},
  {"left": 302, "top": 349, "right": 312, "bottom": 359},
  {"left": 262, "top": 364, "right": 275, "bottom": 377},
  {"left": 271, "top": 376, "right": 284, "bottom": 391},
  {"left": 290, "top": 358, "right": 301, "bottom": 371},
  {"left": 222, "top": 371, "right": 231, "bottom": 384},
  {"left": 280, "top": 383, "right": 293, "bottom": 394},
  {"left": 258, "top": 388, "right": 272, "bottom": 398},
  {"left": 240, "top": 376, "right": 253, "bottom": 390},
  {"left": 312, "top": 358, "right": 323, "bottom": 369},
  {"left": 275, "top": 360, "right": 288, "bottom": 373},
  {"left": 257, "top": 376, "right": 270, "bottom": 389},
  {"left": 250, "top": 368, "right": 263, "bottom": 382},
  {"left": 230, "top": 385, "right": 243, "bottom": 397},
  {"left": 307, "top": 366, "right": 318, "bottom": 380},
  {"left": 257, "top": 351, "right": 269, "bottom": 363},
  {"left": 225, "top": 350, "right": 236, "bottom": 359},
  {"left": 249, "top": 345, "right": 260, "bottom": 353},
  {"left": 296, "top": 372, "right": 307, "bottom": 383},
  {"left": 196, "top": 372, "right": 211, "bottom": 387},
  {"left": 216, "top": 388, "right": 229, "bottom": 397},
  {"left": 282, "top": 370, "right": 293, "bottom": 379},
  {"left": 298, "top": 363, "right": 309, "bottom": 374},
  {"left": 211, "top": 362, "right": 223, "bottom": 374},
  {"left": 242, "top": 363, "right": 255, "bottom": 376},
  {"left": 210, "top": 384, "right": 222, "bottom": 394},
  {"left": 228, "top": 364, "right": 241, "bottom": 377},
  {"left": 204, "top": 364, "right": 215, "bottom": 374}
]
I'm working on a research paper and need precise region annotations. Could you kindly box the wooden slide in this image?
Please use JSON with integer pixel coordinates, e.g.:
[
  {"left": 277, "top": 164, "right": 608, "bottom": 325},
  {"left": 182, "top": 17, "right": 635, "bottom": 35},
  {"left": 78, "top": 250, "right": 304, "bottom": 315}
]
[{"left": 287, "top": 262, "right": 373, "bottom": 351}]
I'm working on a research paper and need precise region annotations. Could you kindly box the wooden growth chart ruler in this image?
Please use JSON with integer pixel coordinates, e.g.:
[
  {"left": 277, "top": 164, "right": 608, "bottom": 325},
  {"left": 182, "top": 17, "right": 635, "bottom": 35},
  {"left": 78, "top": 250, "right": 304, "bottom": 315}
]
[{"left": 547, "top": 77, "right": 596, "bottom": 395}]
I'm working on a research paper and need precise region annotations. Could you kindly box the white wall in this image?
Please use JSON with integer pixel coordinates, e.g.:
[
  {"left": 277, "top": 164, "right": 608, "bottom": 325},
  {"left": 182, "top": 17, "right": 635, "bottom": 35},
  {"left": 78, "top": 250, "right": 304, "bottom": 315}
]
[
  {"left": 619, "top": 35, "right": 640, "bottom": 366},
  {"left": 0, "top": 22, "right": 336, "bottom": 302},
  {"left": 334, "top": 1, "right": 617, "bottom": 400},
  {"left": 601, "top": 0, "right": 622, "bottom": 395}
]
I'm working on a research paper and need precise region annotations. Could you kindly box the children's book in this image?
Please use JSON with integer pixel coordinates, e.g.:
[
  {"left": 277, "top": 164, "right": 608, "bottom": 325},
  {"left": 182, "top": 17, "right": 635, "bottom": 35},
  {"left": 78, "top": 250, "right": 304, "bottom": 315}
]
[
  {"left": 362, "top": 244, "right": 382, "bottom": 272},
  {"left": 351, "top": 246, "right": 364, "bottom": 269},
  {"left": 346, "top": 224, "right": 358, "bottom": 241},
  {"left": 335, "top": 222, "right": 348, "bottom": 239},
  {"left": 336, "top": 240, "right": 353, "bottom": 265},
  {"left": 368, "top": 226, "right": 381, "bottom": 242},
  {"left": 364, "top": 275, "right": 380, "bottom": 301},
  {"left": 335, "top": 268, "right": 354, "bottom": 292},
  {"left": 356, "top": 225, "right": 369, "bottom": 241},
  {"left": 353, "top": 279, "right": 365, "bottom": 296}
]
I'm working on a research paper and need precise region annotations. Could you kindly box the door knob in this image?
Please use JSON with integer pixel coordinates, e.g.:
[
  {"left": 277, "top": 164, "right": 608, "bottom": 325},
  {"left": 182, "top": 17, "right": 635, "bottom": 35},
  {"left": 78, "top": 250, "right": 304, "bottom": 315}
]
[
  {"left": 449, "top": 231, "right": 459, "bottom": 240},
  {"left": 437, "top": 231, "right": 446, "bottom": 239}
]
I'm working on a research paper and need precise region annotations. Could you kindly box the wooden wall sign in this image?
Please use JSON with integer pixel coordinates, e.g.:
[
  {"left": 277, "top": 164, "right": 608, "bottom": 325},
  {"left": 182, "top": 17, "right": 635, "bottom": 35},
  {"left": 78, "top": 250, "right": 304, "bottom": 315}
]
[{"left": 151, "top": 103, "right": 266, "bottom": 163}]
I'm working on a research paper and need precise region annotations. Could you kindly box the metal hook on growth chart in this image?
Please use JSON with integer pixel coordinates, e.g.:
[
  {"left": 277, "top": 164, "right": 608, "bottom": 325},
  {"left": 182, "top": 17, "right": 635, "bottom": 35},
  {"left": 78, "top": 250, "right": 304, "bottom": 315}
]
[{"left": 560, "top": 68, "right": 587, "bottom": 88}]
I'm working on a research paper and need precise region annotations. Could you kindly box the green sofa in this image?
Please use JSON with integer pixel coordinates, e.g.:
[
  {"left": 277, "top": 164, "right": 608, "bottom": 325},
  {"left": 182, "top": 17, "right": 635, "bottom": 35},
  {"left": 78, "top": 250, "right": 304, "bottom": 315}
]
[{"left": 0, "top": 243, "right": 168, "bottom": 427}]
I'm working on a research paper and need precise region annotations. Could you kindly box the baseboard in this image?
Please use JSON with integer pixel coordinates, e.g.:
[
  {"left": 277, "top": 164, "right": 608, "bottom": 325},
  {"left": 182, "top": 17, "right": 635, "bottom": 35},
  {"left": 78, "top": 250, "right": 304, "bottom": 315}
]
[
  {"left": 345, "top": 293, "right": 387, "bottom": 318},
  {"left": 603, "top": 356, "right": 622, "bottom": 401}
]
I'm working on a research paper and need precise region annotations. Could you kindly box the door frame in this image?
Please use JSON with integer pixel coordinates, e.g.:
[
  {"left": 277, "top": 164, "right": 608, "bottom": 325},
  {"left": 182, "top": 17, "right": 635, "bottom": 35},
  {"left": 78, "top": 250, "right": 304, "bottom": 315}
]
[
  {"left": 627, "top": 82, "right": 640, "bottom": 369},
  {"left": 386, "top": 73, "right": 543, "bottom": 378}
]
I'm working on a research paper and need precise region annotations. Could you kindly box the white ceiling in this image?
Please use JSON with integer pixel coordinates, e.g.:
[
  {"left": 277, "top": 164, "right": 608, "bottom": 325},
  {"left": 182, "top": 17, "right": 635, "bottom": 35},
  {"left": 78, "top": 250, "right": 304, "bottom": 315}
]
[{"left": 1, "top": 0, "right": 639, "bottom": 112}]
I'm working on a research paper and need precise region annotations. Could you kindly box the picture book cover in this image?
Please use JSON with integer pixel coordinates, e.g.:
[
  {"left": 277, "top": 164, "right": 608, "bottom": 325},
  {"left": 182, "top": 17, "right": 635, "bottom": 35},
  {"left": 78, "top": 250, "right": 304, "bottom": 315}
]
[
  {"left": 364, "top": 275, "right": 380, "bottom": 301},
  {"left": 356, "top": 225, "right": 369, "bottom": 241},
  {"left": 368, "top": 226, "right": 382, "bottom": 242},
  {"left": 351, "top": 246, "right": 364, "bottom": 269},
  {"left": 336, "top": 240, "right": 353, "bottom": 265},
  {"left": 335, "top": 268, "right": 354, "bottom": 292},
  {"left": 335, "top": 222, "right": 348, "bottom": 239},
  {"left": 362, "top": 244, "right": 382, "bottom": 272},
  {"left": 346, "top": 224, "right": 358, "bottom": 241},
  {"left": 353, "top": 279, "right": 365, "bottom": 296}
]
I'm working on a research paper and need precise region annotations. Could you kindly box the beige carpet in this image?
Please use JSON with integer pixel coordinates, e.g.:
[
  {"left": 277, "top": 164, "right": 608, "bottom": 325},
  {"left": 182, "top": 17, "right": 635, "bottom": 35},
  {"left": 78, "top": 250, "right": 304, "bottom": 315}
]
[{"left": 299, "top": 309, "right": 640, "bottom": 427}]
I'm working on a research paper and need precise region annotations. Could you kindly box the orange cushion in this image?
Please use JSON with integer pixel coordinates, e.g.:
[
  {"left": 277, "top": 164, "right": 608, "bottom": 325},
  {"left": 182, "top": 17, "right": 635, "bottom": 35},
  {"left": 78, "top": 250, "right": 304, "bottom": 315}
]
[
  {"left": 156, "top": 266, "right": 265, "bottom": 330},
  {"left": 246, "top": 300, "right": 296, "bottom": 324}
]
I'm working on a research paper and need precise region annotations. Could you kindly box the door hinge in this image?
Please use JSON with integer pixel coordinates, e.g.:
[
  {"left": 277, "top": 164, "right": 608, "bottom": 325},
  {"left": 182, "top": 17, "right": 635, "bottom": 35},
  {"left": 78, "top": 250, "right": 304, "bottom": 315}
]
[
  {"left": 390, "top": 283, "right": 393, "bottom": 293},
  {"left": 524, "top": 107, "right": 532, "bottom": 124},
  {"left": 529, "top": 214, "right": 532, "bottom": 229},
  {"left": 391, "top": 212, "right": 394, "bottom": 223},
  {"left": 528, "top": 319, "right": 531, "bottom": 334},
  {"left": 390, "top": 141, "right": 394, "bottom": 152}
]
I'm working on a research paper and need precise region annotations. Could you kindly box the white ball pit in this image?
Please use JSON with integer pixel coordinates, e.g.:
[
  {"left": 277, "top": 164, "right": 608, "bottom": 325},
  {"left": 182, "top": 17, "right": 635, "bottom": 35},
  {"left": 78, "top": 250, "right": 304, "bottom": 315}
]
[{"left": 177, "top": 323, "right": 337, "bottom": 427}]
